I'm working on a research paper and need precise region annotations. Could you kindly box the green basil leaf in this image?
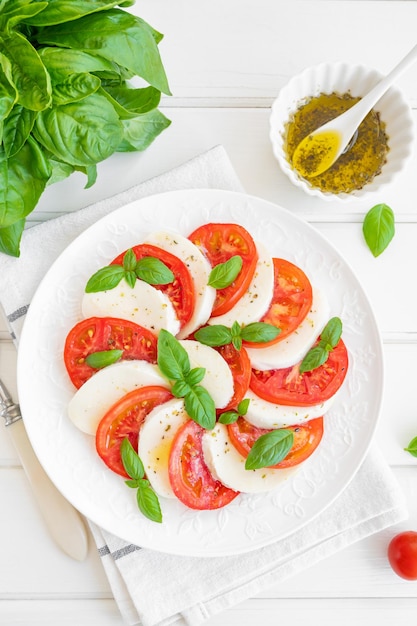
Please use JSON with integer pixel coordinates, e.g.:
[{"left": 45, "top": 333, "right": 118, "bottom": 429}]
[
  {"left": 3, "top": 105, "right": 37, "bottom": 158},
  {"left": 84, "top": 264, "right": 125, "bottom": 293},
  {"left": 232, "top": 336, "right": 242, "bottom": 351},
  {"left": 35, "top": 10, "right": 171, "bottom": 95},
  {"left": 219, "top": 397, "right": 250, "bottom": 423},
  {"left": 104, "top": 85, "right": 161, "bottom": 116},
  {"left": 319, "top": 317, "right": 342, "bottom": 349},
  {"left": 123, "top": 270, "right": 136, "bottom": 289},
  {"left": 120, "top": 438, "right": 144, "bottom": 480},
  {"left": 51, "top": 72, "right": 101, "bottom": 105},
  {"left": 240, "top": 322, "right": 280, "bottom": 343},
  {"left": 125, "top": 478, "right": 140, "bottom": 489},
  {"left": 218, "top": 410, "right": 239, "bottom": 425},
  {"left": 0, "top": 137, "right": 51, "bottom": 228},
  {"left": 194, "top": 325, "right": 232, "bottom": 347},
  {"left": 185, "top": 367, "right": 206, "bottom": 387},
  {"left": 363, "top": 203, "right": 395, "bottom": 257},
  {"left": 136, "top": 480, "right": 162, "bottom": 523},
  {"left": 171, "top": 379, "right": 191, "bottom": 398},
  {"left": 1, "top": 1, "right": 48, "bottom": 30},
  {"left": 47, "top": 156, "right": 74, "bottom": 186},
  {"left": 39, "top": 47, "right": 117, "bottom": 77},
  {"left": 245, "top": 429, "right": 294, "bottom": 470},
  {"left": 299, "top": 345, "right": 329, "bottom": 374},
  {"left": 404, "top": 436, "right": 417, "bottom": 458},
  {"left": 85, "top": 349, "right": 123, "bottom": 369},
  {"left": 80, "top": 163, "right": 97, "bottom": 189},
  {"left": 184, "top": 385, "right": 216, "bottom": 430},
  {"left": 0, "top": 32, "right": 51, "bottom": 111},
  {"left": 208, "top": 255, "right": 243, "bottom": 288},
  {"left": 0, "top": 218, "right": 25, "bottom": 257},
  {"left": 0, "top": 71, "right": 17, "bottom": 124},
  {"left": 24, "top": 1, "right": 127, "bottom": 26},
  {"left": 33, "top": 92, "right": 123, "bottom": 167},
  {"left": 136, "top": 256, "right": 174, "bottom": 285},
  {"left": 122, "top": 248, "right": 137, "bottom": 271},
  {"left": 117, "top": 109, "right": 171, "bottom": 152},
  {"left": 237, "top": 398, "right": 250, "bottom": 416},
  {"left": 157, "top": 329, "right": 190, "bottom": 381}
]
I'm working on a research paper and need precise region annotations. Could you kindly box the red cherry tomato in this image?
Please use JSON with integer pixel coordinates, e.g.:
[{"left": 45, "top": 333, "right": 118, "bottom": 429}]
[{"left": 388, "top": 531, "right": 417, "bottom": 580}]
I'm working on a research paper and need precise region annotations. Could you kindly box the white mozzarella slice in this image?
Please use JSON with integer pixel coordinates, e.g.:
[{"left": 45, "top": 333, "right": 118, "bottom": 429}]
[
  {"left": 68, "top": 360, "right": 170, "bottom": 435},
  {"left": 144, "top": 230, "right": 216, "bottom": 339},
  {"left": 138, "top": 398, "right": 189, "bottom": 499},
  {"left": 82, "top": 277, "right": 180, "bottom": 336},
  {"left": 202, "top": 423, "right": 297, "bottom": 493},
  {"left": 246, "top": 287, "right": 330, "bottom": 370},
  {"left": 208, "top": 241, "right": 274, "bottom": 327},
  {"left": 244, "top": 388, "right": 335, "bottom": 429},
  {"left": 179, "top": 339, "right": 234, "bottom": 409}
]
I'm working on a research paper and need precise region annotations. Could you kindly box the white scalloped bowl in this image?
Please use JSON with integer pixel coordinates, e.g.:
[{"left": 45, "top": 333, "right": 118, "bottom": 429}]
[{"left": 270, "top": 62, "right": 415, "bottom": 201}]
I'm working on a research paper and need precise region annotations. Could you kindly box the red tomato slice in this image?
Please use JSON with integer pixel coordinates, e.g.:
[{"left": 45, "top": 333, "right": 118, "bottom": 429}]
[
  {"left": 96, "top": 386, "right": 173, "bottom": 478},
  {"left": 250, "top": 339, "right": 348, "bottom": 406},
  {"left": 228, "top": 416, "right": 324, "bottom": 468},
  {"left": 247, "top": 258, "right": 313, "bottom": 347},
  {"left": 64, "top": 316, "right": 158, "bottom": 389},
  {"left": 111, "top": 243, "right": 195, "bottom": 328},
  {"left": 168, "top": 419, "right": 239, "bottom": 510},
  {"left": 215, "top": 344, "right": 251, "bottom": 412},
  {"left": 188, "top": 223, "right": 258, "bottom": 317}
]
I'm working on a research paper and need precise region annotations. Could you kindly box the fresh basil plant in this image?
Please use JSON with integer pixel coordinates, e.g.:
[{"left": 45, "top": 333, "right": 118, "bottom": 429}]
[{"left": 0, "top": 0, "right": 171, "bottom": 257}]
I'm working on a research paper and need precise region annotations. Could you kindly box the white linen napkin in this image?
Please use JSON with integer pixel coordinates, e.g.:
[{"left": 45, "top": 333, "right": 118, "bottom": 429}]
[{"left": 0, "top": 146, "right": 408, "bottom": 626}]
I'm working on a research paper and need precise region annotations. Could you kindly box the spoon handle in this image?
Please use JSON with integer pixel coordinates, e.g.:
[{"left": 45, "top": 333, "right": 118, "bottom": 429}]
[{"left": 359, "top": 44, "right": 417, "bottom": 112}]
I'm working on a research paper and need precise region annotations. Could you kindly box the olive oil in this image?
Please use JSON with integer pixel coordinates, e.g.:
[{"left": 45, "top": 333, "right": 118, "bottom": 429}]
[
  {"left": 284, "top": 92, "right": 389, "bottom": 194},
  {"left": 292, "top": 130, "right": 342, "bottom": 178}
]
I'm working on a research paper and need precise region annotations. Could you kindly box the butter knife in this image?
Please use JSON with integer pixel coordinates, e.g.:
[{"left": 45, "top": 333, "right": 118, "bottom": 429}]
[{"left": 0, "top": 378, "right": 89, "bottom": 561}]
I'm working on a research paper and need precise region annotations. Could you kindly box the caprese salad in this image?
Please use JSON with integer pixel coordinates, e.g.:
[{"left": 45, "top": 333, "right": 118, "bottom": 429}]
[{"left": 63, "top": 222, "right": 349, "bottom": 523}]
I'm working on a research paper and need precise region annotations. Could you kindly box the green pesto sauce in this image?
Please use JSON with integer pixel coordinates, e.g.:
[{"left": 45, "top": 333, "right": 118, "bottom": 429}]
[{"left": 284, "top": 92, "right": 389, "bottom": 194}]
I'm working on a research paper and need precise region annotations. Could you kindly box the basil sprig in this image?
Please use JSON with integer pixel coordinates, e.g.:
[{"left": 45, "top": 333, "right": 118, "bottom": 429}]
[
  {"left": 85, "top": 349, "right": 123, "bottom": 369},
  {"left": 299, "top": 317, "right": 343, "bottom": 374},
  {"left": 404, "top": 436, "right": 417, "bottom": 458},
  {"left": 195, "top": 321, "right": 280, "bottom": 351},
  {"left": 85, "top": 249, "right": 175, "bottom": 293},
  {"left": 363, "top": 203, "right": 395, "bottom": 257},
  {"left": 219, "top": 398, "right": 250, "bottom": 425},
  {"left": 157, "top": 329, "right": 216, "bottom": 430},
  {"left": 208, "top": 255, "right": 243, "bottom": 288},
  {"left": 245, "top": 429, "right": 294, "bottom": 470},
  {"left": 120, "top": 438, "right": 162, "bottom": 523}
]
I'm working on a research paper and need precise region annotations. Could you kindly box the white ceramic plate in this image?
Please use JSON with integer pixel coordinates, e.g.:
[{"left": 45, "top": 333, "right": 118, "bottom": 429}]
[{"left": 17, "top": 189, "right": 383, "bottom": 557}]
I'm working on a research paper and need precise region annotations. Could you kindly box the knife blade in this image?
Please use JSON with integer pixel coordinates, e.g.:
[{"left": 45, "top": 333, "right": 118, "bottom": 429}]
[{"left": 0, "top": 378, "right": 89, "bottom": 561}]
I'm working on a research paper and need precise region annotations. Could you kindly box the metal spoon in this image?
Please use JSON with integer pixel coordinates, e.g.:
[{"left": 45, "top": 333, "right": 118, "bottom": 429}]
[{"left": 292, "top": 43, "right": 417, "bottom": 178}]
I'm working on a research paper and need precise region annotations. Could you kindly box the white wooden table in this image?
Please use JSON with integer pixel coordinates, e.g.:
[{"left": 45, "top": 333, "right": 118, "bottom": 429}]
[{"left": 1, "top": 1, "right": 417, "bottom": 624}]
